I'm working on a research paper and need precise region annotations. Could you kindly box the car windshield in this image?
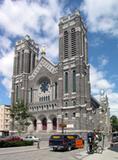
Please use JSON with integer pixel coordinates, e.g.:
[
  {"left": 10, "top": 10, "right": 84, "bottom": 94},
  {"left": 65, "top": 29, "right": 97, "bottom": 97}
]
[{"left": 113, "top": 133, "right": 118, "bottom": 137}]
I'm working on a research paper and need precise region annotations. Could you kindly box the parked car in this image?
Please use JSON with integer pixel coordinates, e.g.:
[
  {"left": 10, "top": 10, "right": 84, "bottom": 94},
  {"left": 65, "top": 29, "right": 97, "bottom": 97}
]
[
  {"left": 49, "top": 134, "right": 84, "bottom": 151},
  {"left": 112, "top": 132, "right": 118, "bottom": 143},
  {"left": 24, "top": 135, "right": 40, "bottom": 142}
]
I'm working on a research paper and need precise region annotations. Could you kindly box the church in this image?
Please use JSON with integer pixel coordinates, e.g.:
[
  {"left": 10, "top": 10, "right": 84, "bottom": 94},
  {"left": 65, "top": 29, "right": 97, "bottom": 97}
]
[{"left": 11, "top": 11, "right": 110, "bottom": 133}]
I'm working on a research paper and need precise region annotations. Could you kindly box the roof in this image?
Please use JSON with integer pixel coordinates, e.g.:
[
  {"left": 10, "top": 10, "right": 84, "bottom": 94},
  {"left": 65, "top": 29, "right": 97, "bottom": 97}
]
[{"left": 91, "top": 96, "right": 100, "bottom": 109}]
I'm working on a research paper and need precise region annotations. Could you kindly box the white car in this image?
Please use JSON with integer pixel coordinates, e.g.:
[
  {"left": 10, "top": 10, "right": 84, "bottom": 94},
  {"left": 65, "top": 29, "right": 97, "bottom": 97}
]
[{"left": 24, "top": 135, "right": 40, "bottom": 142}]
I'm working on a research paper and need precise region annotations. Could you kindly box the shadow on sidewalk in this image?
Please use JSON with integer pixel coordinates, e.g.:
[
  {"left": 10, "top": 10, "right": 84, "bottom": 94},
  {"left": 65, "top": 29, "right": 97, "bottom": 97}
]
[{"left": 108, "top": 143, "right": 118, "bottom": 153}]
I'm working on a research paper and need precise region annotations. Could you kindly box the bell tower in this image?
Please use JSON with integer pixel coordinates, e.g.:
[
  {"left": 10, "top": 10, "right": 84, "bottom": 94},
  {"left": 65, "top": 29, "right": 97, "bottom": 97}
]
[
  {"left": 58, "top": 11, "right": 91, "bottom": 130},
  {"left": 11, "top": 35, "right": 39, "bottom": 105}
]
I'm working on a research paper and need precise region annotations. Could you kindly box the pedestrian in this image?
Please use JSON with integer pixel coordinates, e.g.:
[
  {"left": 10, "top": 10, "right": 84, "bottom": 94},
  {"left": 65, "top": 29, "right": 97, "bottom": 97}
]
[
  {"left": 37, "top": 138, "right": 40, "bottom": 149},
  {"left": 87, "top": 132, "right": 94, "bottom": 153}
]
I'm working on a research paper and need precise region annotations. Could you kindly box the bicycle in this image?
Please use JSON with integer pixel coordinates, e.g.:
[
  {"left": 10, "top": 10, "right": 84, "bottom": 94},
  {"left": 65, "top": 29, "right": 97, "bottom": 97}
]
[
  {"left": 92, "top": 142, "right": 103, "bottom": 154},
  {"left": 87, "top": 142, "right": 103, "bottom": 154}
]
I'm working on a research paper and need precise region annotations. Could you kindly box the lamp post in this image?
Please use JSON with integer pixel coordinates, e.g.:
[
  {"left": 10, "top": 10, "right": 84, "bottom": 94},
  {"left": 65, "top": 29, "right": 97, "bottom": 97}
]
[
  {"left": 61, "top": 110, "right": 64, "bottom": 134},
  {"left": 60, "top": 108, "right": 66, "bottom": 134}
]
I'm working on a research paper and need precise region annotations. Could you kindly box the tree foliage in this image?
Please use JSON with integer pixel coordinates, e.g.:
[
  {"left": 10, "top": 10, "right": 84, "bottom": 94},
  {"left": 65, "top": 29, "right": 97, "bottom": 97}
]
[
  {"left": 10, "top": 101, "right": 32, "bottom": 133},
  {"left": 110, "top": 115, "right": 118, "bottom": 132}
]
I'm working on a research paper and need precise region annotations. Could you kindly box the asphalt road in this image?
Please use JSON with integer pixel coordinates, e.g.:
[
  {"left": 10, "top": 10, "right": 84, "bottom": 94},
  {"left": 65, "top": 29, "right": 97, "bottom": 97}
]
[{"left": 0, "top": 141, "right": 117, "bottom": 160}]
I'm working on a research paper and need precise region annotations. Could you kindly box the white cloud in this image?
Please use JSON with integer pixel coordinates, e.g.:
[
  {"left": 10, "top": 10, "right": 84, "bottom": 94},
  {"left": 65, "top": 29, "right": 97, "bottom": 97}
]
[
  {"left": 98, "top": 55, "right": 109, "bottom": 68},
  {"left": 0, "top": 49, "right": 14, "bottom": 97},
  {"left": 0, "top": 36, "right": 11, "bottom": 53},
  {"left": 80, "top": 0, "right": 118, "bottom": 36},
  {"left": 0, "top": 0, "right": 63, "bottom": 97},
  {"left": 90, "top": 65, "right": 118, "bottom": 116},
  {"left": 0, "top": 0, "right": 117, "bottom": 117},
  {"left": 0, "top": 0, "right": 60, "bottom": 38},
  {"left": 90, "top": 37, "right": 104, "bottom": 47},
  {"left": 90, "top": 65, "right": 114, "bottom": 94}
]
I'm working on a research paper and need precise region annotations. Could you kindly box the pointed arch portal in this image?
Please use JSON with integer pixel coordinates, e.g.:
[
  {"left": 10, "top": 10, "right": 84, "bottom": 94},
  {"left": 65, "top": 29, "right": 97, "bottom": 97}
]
[
  {"left": 42, "top": 117, "right": 47, "bottom": 130},
  {"left": 52, "top": 117, "right": 57, "bottom": 130}
]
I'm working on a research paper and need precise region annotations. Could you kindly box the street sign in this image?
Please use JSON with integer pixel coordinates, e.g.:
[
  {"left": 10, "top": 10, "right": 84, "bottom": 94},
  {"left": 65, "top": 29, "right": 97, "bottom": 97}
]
[
  {"left": 66, "top": 124, "right": 74, "bottom": 128},
  {"left": 59, "top": 123, "right": 66, "bottom": 128}
]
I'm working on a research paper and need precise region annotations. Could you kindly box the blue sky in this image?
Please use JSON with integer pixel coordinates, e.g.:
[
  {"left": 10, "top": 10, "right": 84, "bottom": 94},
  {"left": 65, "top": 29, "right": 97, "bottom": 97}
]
[{"left": 0, "top": 0, "right": 118, "bottom": 116}]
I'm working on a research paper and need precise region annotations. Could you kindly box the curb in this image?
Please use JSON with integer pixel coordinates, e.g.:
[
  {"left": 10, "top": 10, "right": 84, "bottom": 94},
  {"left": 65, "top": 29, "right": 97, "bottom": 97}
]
[{"left": 0, "top": 146, "right": 49, "bottom": 155}]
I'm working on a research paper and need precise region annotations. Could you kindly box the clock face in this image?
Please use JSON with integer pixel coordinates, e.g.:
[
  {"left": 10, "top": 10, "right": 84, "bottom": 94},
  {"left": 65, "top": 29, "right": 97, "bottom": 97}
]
[{"left": 40, "top": 81, "right": 49, "bottom": 93}]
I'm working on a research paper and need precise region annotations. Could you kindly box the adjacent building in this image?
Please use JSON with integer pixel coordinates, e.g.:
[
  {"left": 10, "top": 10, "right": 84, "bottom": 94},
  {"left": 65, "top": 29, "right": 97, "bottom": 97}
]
[
  {"left": 0, "top": 105, "right": 11, "bottom": 131},
  {"left": 11, "top": 11, "right": 110, "bottom": 133}
]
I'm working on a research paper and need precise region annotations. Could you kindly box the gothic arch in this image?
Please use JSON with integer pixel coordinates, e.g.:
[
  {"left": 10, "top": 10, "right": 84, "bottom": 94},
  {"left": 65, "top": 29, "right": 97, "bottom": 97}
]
[
  {"left": 38, "top": 114, "right": 47, "bottom": 130},
  {"left": 49, "top": 114, "right": 57, "bottom": 130},
  {"left": 30, "top": 116, "right": 37, "bottom": 131}
]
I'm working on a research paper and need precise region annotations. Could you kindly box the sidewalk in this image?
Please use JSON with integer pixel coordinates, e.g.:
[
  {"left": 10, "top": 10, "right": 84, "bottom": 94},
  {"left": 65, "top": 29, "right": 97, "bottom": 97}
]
[
  {"left": 0, "top": 140, "right": 49, "bottom": 155},
  {"left": 75, "top": 143, "right": 118, "bottom": 160}
]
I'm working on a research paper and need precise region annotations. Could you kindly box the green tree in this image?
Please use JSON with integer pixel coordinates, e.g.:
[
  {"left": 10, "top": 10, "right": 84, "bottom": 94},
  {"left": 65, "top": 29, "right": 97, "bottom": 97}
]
[
  {"left": 110, "top": 115, "right": 118, "bottom": 132},
  {"left": 10, "top": 101, "right": 32, "bottom": 134}
]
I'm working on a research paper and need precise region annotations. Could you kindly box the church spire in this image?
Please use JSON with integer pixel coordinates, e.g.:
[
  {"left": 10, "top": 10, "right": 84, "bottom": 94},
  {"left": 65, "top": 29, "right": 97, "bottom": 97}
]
[{"left": 41, "top": 47, "right": 46, "bottom": 56}]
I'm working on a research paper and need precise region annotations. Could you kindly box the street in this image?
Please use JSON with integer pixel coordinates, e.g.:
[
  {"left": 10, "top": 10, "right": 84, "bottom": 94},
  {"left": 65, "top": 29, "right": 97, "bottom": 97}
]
[{"left": 0, "top": 141, "right": 117, "bottom": 160}]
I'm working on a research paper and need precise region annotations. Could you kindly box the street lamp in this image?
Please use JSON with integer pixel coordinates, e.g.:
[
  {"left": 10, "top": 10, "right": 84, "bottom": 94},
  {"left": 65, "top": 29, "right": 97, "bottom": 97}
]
[
  {"left": 61, "top": 110, "right": 64, "bottom": 134},
  {"left": 60, "top": 108, "right": 66, "bottom": 134}
]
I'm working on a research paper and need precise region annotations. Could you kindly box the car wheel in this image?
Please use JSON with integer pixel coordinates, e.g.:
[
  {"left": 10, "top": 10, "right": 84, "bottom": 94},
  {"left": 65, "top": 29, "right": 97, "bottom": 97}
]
[
  {"left": 67, "top": 145, "right": 72, "bottom": 151},
  {"left": 53, "top": 147, "right": 57, "bottom": 151}
]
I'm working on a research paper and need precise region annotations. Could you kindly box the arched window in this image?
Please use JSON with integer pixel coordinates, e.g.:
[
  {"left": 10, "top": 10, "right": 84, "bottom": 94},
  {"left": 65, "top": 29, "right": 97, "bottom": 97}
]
[
  {"left": 21, "top": 50, "right": 24, "bottom": 73},
  {"left": 65, "top": 113, "right": 68, "bottom": 117},
  {"left": 65, "top": 72, "right": 68, "bottom": 93},
  {"left": 17, "top": 52, "right": 20, "bottom": 74},
  {"left": 55, "top": 82, "right": 57, "bottom": 99},
  {"left": 71, "top": 28, "right": 76, "bottom": 56},
  {"left": 73, "top": 100, "right": 76, "bottom": 106},
  {"left": 16, "top": 85, "right": 18, "bottom": 101},
  {"left": 65, "top": 101, "right": 68, "bottom": 107},
  {"left": 73, "top": 112, "right": 76, "bottom": 117},
  {"left": 52, "top": 104, "right": 54, "bottom": 110},
  {"left": 32, "top": 54, "right": 35, "bottom": 70},
  {"left": 30, "top": 88, "right": 33, "bottom": 103},
  {"left": 73, "top": 70, "right": 76, "bottom": 92},
  {"left": 47, "top": 105, "right": 48, "bottom": 110},
  {"left": 64, "top": 31, "right": 68, "bottom": 59},
  {"left": 28, "top": 52, "right": 31, "bottom": 73}
]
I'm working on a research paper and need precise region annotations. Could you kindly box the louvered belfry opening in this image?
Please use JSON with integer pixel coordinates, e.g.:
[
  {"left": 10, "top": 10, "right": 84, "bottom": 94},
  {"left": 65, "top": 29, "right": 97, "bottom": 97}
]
[
  {"left": 71, "top": 28, "right": 76, "bottom": 56},
  {"left": 64, "top": 31, "right": 68, "bottom": 59}
]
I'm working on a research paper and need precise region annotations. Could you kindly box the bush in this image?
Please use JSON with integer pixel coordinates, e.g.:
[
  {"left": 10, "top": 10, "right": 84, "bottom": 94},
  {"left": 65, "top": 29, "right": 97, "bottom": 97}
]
[{"left": 0, "top": 140, "right": 33, "bottom": 148}]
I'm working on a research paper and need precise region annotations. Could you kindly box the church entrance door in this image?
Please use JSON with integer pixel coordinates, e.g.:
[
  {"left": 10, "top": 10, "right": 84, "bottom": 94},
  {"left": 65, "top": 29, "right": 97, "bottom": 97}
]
[
  {"left": 42, "top": 117, "right": 47, "bottom": 130},
  {"left": 33, "top": 119, "right": 37, "bottom": 131},
  {"left": 52, "top": 117, "right": 57, "bottom": 130}
]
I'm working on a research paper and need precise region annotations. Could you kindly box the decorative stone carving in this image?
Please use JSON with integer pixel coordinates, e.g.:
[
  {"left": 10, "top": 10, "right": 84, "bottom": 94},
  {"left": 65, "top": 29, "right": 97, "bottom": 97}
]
[{"left": 29, "top": 57, "right": 57, "bottom": 80}]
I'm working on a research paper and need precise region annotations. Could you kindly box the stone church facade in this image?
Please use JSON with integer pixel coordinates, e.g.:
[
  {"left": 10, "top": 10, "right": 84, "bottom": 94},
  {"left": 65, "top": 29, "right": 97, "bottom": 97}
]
[{"left": 11, "top": 11, "right": 110, "bottom": 133}]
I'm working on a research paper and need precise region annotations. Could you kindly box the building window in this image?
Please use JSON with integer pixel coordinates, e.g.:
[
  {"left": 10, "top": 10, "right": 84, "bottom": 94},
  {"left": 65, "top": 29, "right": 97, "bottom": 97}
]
[
  {"left": 21, "top": 51, "right": 24, "bottom": 73},
  {"left": 71, "top": 28, "right": 76, "bottom": 56},
  {"left": 73, "top": 100, "right": 76, "bottom": 106},
  {"left": 73, "top": 70, "right": 76, "bottom": 92},
  {"left": 47, "top": 105, "right": 49, "bottom": 110},
  {"left": 65, "top": 72, "right": 68, "bottom": 93},
  {"left": 30, "top": 88, "right": 33, "bottom": 103},
  {"left": 65, "top": 101, "right": 68, "bottom": 107},
  {"left": 17, "top": 52, "right": 20, "bottom": 74},
  {"left": 16, "top": 85, "right": 18, "bottom": 101},
  {"left": 32, "top": 54, "right": 35, "bottom": 70},
  {"left": 64, "top": 31, "right": 68, "bottom": 59},
  {"left": 73, "top": 112, "right": 76, "bottom": 117},
  {"left": 65, "top": 113, "right": 68, "bottom": 117},
  {"left": 52, "top": 104, "right": 54, "bottom": 109},
  {"left": 28, "top": 52, "right": 31, "bottom": 73},
  {"left": 55, "top": 82, "right": 57, "bottom": 99}
]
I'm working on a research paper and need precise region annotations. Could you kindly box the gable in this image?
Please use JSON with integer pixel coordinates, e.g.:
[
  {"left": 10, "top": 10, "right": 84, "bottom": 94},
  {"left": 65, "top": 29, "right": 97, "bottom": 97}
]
[{"left": 28, "top": 56, "right": 57, "bottom": 80}]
